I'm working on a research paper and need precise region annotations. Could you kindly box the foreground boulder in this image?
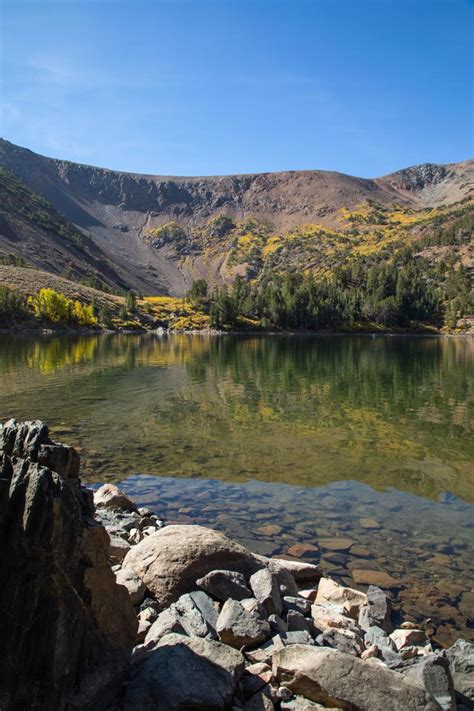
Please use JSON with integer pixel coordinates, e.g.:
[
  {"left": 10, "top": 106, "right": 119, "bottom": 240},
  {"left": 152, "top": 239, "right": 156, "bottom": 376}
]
[
  {"left": 272, "top": 645, "right": 442, "bottom": 710},
  {"left": 399, "top": 654, "right": 456, "bottom": 710},
  {"left": 122, "top": 524, "right": 263, "bottom": 607},
  {"left": 124, "top": 632, "right": 245, "bottom": 709},
  {"left": 0, "top": 420, "right": 137, "bottom": 711},
  {"left": 446, "top": 639, "right": 474, "bottom": 702}
]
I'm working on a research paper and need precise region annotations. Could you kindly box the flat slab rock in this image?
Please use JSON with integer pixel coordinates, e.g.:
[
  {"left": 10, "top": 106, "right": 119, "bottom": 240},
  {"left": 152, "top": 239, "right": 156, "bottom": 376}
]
[
  {"left": 272, "top": 645, "right": 442, "bottom": 710},
  {"left": 123, "top": 632, "right": 245, "bottom": 710}
]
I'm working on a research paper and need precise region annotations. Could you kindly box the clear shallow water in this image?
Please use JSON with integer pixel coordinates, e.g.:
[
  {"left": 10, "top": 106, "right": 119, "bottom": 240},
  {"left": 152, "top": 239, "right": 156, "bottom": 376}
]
[{"left": 0, "top": 333, "right": 473, "bottom": 645}]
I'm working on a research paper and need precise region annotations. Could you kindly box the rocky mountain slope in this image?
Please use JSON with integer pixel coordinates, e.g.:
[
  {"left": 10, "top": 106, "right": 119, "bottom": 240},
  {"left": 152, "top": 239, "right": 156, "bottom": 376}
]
[
  {"left": 0, "top": 165, "right": 130, "bottom": 292},
  {"left": 0, "top": 139, "right": 472, "bottom": 296}
]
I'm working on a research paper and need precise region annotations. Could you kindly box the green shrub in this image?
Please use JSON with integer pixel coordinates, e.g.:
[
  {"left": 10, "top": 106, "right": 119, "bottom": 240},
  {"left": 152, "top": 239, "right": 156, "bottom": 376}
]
[{"left": 0, "top": 286, "right": 28, "bottom": 320}]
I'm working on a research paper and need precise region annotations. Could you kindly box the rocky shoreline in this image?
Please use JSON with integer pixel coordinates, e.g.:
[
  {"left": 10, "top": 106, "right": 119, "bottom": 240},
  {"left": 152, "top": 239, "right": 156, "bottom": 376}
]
[
  {"left": 0, "top": 420, "right": 472, "bottom": 710},
  {"left": 2, "top": 324, "right": 472, "bottom": 336}
]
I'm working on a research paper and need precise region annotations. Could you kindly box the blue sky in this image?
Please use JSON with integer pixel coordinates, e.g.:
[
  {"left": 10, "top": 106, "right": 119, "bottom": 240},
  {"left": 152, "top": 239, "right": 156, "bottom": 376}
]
[{"left": 1, "top": 0, "right": 472, "bottom": 177}]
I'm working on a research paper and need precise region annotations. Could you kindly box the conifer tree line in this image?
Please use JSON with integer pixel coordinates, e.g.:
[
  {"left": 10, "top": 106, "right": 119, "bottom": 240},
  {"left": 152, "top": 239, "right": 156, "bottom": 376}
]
[{"left": 187, "top": 255, "right": 472, "bottom": 331}]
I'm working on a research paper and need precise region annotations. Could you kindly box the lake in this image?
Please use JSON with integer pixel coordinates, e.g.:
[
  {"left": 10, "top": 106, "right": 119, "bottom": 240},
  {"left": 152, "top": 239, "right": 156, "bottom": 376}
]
[{"left": 0, "top": 332, "right": 472, "bottom": 645}]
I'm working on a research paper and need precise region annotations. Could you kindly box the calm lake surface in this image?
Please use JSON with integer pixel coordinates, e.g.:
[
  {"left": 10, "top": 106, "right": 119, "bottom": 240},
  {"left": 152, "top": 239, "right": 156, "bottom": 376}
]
[{"left": 1, "top": 333, "right": 473, "bottom": 645}]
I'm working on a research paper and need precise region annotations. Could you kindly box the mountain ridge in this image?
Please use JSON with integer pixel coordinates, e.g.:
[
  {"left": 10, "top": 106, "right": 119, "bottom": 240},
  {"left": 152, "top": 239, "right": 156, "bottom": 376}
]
[
  {"left": 0, "top": 138, "right": 472, "bottom": 296},
  {"left": 1, "top": 137, "right": 471, "bottom": 181}
]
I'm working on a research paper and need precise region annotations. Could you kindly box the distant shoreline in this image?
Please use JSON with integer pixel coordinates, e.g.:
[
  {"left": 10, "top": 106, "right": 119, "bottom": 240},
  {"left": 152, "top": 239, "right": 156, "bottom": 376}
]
[{"left": 0, "top": 325, "right": 472, "bottom": 337}]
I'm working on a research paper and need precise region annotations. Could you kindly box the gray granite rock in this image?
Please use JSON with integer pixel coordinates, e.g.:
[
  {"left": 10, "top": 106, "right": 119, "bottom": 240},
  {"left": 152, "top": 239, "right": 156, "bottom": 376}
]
[
  {"left": 446, "top": 639, "right": 474, "bottom": 702},
  {"left": 272, "top": 645, "right": 441, "bottom": 710},
  {"left": 250, "top": 568, "right": 282, "bottom": 616},
  {"left": 189, "top": 590, "right": 219, "bottom": 632},
  {"left": 364, "top": 624, "right": 396, "bottom": 650},
  {"left": 217, "top": 599, "right": 271, "bottom": 649},
  {"left": 283, "top": 630, "right": 315, "bottom": 646},
  {"left": 287, "top": 610, "right": 314, "bottom": 636},
  {"left": 144, "top": 607, "right": 186, "bottom": 648},
  {"left": 282, "top": 596, "right": 311, "bottom": 616},
  {"left": 174, "top": 593, "right": 215, "bottom": 638},
  {"left": 268, "top": 614, "right": 288, "bottom": 635},
  {"left": 367, "top": 585, "right": 392, "bottom": 631},
  {"left": 197, "top": 569, "right": 253, "bottom": 602},
  {"left": 124, "top": 633, "right": 245, "bottom": 710},
  {"left": 399, "top": 653, "right": 456, "bottom": 711},
  {"left": 322, "top": 628, "right": 365, "bottom": 656}
]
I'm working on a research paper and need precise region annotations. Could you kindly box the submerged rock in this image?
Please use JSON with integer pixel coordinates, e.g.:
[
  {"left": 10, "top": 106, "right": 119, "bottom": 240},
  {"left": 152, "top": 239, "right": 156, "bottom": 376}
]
[
  {"left": 0, "top": 419, "right": 137, "bottom": 711},
  {"left": 351, "top": 569, "right": 400, "bottom": 588}
]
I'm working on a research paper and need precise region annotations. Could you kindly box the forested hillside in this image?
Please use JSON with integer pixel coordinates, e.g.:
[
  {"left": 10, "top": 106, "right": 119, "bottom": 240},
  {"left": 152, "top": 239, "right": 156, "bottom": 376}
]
[
  {"left": 185, "top": 202, "right": 473, "bottom": 331},
  {"left": 0, "top": 139, "right": 472, "bottom": 331}
]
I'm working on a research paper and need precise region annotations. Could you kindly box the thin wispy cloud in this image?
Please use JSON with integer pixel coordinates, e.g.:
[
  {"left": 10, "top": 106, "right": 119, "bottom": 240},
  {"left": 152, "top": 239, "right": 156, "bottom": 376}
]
[{"left": 1, "top": 0, "right": 471, "bottom": 175}]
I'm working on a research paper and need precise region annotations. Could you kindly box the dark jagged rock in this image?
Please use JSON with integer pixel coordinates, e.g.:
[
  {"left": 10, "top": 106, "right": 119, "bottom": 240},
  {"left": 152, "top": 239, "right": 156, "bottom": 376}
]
[
  {"left": 446, "top": 639, "right": 474, "bottom": 703},
  {"left": 399, "top": 653, "right": 456, "bottom": 711},
  {"left": 0, "top": 419, "right": 137, "bottom": 711},
  {"left": 124, "top": 633, "right": 245, "bottom": 710}
]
